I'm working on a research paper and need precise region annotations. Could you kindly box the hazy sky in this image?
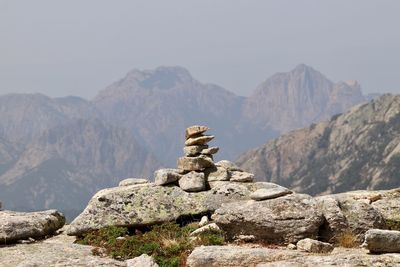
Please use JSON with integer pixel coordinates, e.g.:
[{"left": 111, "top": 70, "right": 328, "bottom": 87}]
[{"left": 1, "top": 1, "right": 399, "bottom": 99}]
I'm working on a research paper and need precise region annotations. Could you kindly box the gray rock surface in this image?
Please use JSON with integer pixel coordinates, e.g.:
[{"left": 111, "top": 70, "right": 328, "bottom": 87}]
[
  {"left": 67, "top": 182, "right": 260, "bottom": 236},
  {"left": 250, "top": 186, "right": 292, "bottom": 201},
  {"left": 185, "top": 135, "right": 214, "bottom": 146},
  {"left": 204, "top": 166, "right": 229, "bottom": 181},
  {"left": 0, "top": 234, "right": 125, "bottom": 267},
  {"left": 188, "top": 246, "right": 400, "bottom": 267},
  {"left": 296, "top": 238, "right": 334, "bottom": 253},
  {"left": 126, "top": 254, "right": 159, "bottom": 267},
  {"left": 229, "top": 171, "right": 254, "bottom": 182},
  {"left": 177, "top": 156, "right": 214, "bottom": 171},
  {"left": 154, "top": 168, "right": 181, "bottom": 185},
  {"left": 212, "top": 194, "right": 324, "bottom": 243},
  {"left": 362, "top": 229, "right": 400, "bottom": 253},
  {"left": 185, "top": 125, "right": 209, "bottom": 139},
  {"left": 179, "top": 171, "right": 206, "bottom": 192},
  {"left": 184, "top": 145, "right": 208, "bottom": 156},
  {"left": 0, "top": 210, "right": 65, "bottom": 243},
  {"left": 119, "top": 178, "right": 149, "bottom": 186}
]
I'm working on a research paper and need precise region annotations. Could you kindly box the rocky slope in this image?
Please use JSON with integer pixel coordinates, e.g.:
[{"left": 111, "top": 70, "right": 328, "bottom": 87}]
[
  {"left": 241, "top": 64, "right": 366, "bottom": 132},
  {"left": 0, "top": 119, "right": 159, "bottom": 220},
  {"left": 238, "top": 94, "right": 400, "bottom": 195}
]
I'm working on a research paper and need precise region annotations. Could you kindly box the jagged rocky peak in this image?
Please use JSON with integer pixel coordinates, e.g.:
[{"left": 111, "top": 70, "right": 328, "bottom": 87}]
[{"left": 237, "top": 94, "right": 400, "bottom": 195}]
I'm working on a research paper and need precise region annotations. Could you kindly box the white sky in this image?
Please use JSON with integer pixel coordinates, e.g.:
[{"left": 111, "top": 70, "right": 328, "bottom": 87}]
[{"left": 1, "top": 0, "right": 399, "bottom": 99}]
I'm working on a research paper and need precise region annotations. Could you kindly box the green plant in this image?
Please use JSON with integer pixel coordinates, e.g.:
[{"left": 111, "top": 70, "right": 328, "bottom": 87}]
[
  {"left": 76, "top": 222, "right": 225, "bottom": 267},
  {"left": 386, "top": 219, "right": 400, "bottom": 231}
]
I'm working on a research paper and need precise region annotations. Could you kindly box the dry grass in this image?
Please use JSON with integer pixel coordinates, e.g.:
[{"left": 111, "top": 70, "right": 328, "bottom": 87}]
[{"left": 335, "top": 232, "right": 359, "bottom": 248}]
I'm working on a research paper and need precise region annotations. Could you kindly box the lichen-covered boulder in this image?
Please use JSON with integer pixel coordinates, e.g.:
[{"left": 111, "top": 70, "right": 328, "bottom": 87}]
[
  {"left": 66, "top": 182, "right": 267, "bottom": 236},
  {"left": 0, "top": 210, "right": 65, "bottom": 243},
  {"left": 212, "top": 193, "right": 324, "bottom": 243}
]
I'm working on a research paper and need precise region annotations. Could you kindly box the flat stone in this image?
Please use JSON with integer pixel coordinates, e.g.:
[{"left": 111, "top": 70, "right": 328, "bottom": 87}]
[
  {"left": 154, "top": 168, "right": 181, "bottom": 185},
  {"left": 250, "top": 186, "right": 292, "bottom": 201},
  {"left": 229, "top": 170, "right": 254, "bottom": 182},
  {"left": 296, "top": 238, "right": 334, "bottom": 253},
  {"left": 201, "top": 146, "right": 219, "bottom": 155},
  {"left": 362, "top": 229, "right": 400, "bottom": 253},
  {"left": 127, "top": 254, "right": 159, "bottom": 267},
  {"left": 184, "top": 145, "right": 208, "bottom": 156},
  {"left": 0, "top": 210, "right": 65, "bottom": 243},
  {"left": 216, "top": 160, "right": 243, "bottom": 171},
  {"left": 185, "top": 125, "right": 209, "bottom": 139},
  {"left": 204, "top": 166, "right": 229, "bottom": 181},
  {"left": 177, "top": 156, "right": 215, "bottom": 171},
  {"left": 185, "top": 135, "right": 214, "bottom": 146},
  {"left": 119, "top": 178, "right": 149, "bottom": 186},
  {"left": 212, "top": 194, "right": 324, "bottom": 243},
  {"left": 190, "top": 223, "right": 220, "bottom": 236},
  {"left": 179, "top": 171, "right": 206, "bottom": 192}
]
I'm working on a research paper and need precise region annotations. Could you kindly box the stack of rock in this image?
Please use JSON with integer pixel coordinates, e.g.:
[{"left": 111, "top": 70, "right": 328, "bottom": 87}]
[
  {"left": 154, "top": 125, "right": 255, "bottom": 192},
  {"left": 176, "top": 125, "right": 218, "bottom": 192}
]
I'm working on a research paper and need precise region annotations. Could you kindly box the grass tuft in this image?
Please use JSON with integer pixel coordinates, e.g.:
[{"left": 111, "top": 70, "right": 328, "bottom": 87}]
[
  {"left": 76, "top": 222, "right": 225, "bottom": 267},
  {"left": 335, "top": 231, "right": 359, "bottom": 248}
]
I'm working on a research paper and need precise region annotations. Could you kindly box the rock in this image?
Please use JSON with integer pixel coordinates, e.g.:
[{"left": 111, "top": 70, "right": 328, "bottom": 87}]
[
  {"left": 316, "top": 194, "right": 386, "bottom": 243},
  {"left": 229, "top": 171, "right": 254, "bottom": 182},
  {"left": 119, "top": 178, "right": 149, "bottom": 186},
  {"left": 204, "top": 166, "right": 229, "bottom": 181},
  {"left": 0, "top": 234, "right": 125, "bottom": 266},
  {"left": 362, "top": 229, "right": 400, "bottom": 253},
  {"left": 154, "top": 168, "right": 181, "bottom": 185},
  {"left": 177, "top": 156, "right": 214, "bottom": 171},
  {"left": 185, "top": 135, "right": 214, "bottom": 146},
  {"left": 184, "top": 145, "right": 208, "bottom": 156},
  {"left": 186, "top": 245, "right": 303, "bottom": 267},
  {"left": 185, "top": 125, "right": 209, "bottom": 139},
  {"left": 199, "top": 216, "right": 209, "bottom": 227},
  {"left": 0, "top": 210, "right": 65, "bottom": 243},
  {"left": 190, "top": 223, "right": 220, "bottom": 236},
  {"left": 250, "top": 186, "right": 292, "bottom": 201},
  {"left": 67, "top": 182, "right": 260, "bottom": 236},
  {"left": 201, "top": 146, "right": 219, "bottom": 155},
  {"left": 216, "top": 160, "right": 242, "bottom": 171},
  {"left": 179, "top": 171, "right": 206, "bottom": 192},
  {"left": 126, "top": 254, "right": 159, "bottom": 267},
  {"left": 234, "top": 235, "right": 255, "bottom": 242},
  {"left": 371, "top": 189, "right": 400, "bottom": 224},
  {"left": 296, "top": 238, "right": 334, "bottom": 253},
  {"left": 212, "top": 194, "right": 324, "bottom": 243},
  {"left": 287, "top": 243, "right": 297, "bottom": 250}
]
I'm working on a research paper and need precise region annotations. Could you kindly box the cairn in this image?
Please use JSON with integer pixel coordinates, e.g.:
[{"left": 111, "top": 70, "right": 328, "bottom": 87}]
[{"left": 154, "top": 125, "right": 254, "bottom": 192}]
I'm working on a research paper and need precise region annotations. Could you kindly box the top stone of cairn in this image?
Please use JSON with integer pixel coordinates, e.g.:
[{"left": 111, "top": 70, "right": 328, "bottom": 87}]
[{"left": 185, "top": 125, "right": 209, "bottom": 139}]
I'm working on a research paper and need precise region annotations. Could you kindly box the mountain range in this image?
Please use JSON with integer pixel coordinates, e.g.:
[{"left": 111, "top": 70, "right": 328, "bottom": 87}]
[
  {"left": 0, "top": 64, "right": 371, "bottom": 219},
  {"left": 237, "top": 94, "right": 400, "bottom": 195}
]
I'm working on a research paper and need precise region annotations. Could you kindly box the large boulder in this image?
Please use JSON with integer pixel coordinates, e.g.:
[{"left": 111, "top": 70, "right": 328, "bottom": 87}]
[
  {"left": 0, "top": 210, "right": 65, "bottom": 243},
  {"left": 317, "top": 192, "right": 387, "bottom": 243},
  {"left": 212, "top": 193, "right": 324, "bottom": 243},
  {"left": 66, "top": 182, "right": 267, "bottom": 236},
  {"left": 362, "top": 229, "right": 400, "bottom": 253}
]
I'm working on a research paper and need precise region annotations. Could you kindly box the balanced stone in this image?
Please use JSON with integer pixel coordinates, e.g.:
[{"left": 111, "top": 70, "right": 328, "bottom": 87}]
[
  {"left": 154, "top": 168, "right": 182, "bottom": 185},
  {"left": 185, "top": 135, "right": 214, "bottom": 146},
  {"left": 201, "top": 146, "right": 219, "bottom": 155},
  {"left": 179, "top": 171, "right": 206, "bottom": 192},
  {"left": 250, "top": 187, "right": 292, "bottom": 201},
  {"left": 184, "top": 145, "right": 208, "bottom": 157},
  {"left": 204, "top": 166, "right": 229, "bottom": 181},
  {"left": 216, "top": 160, "right": 243, "bottom": 171},
  {"left": 229, "top": 171, "right": 254, "bottom": 182},
  {"left": 177, "top": 156, "right": 214, "bottom": 171},
  {"left": 185, "top": 125, "right": 209, "bottom": 139}
]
